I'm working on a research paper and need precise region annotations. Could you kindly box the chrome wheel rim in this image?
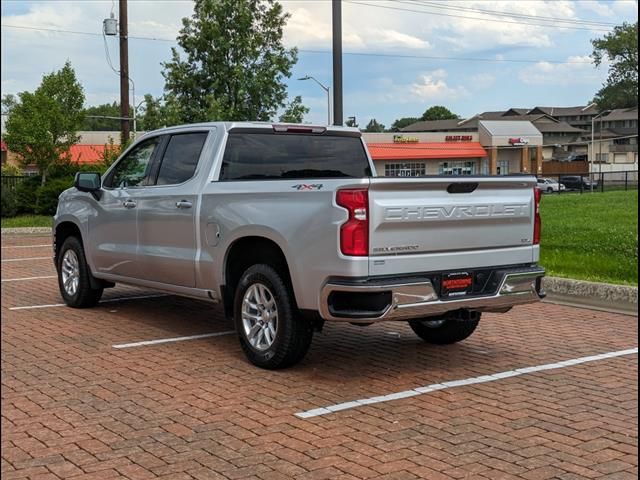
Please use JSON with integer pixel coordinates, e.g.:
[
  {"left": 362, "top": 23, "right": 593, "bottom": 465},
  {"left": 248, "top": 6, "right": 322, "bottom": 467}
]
[
  {"left": 61, "top": 250, "right": 80, "bottom": 296},
  {"left": 241, "top": 283, "right": 278, "bottom": 351}
]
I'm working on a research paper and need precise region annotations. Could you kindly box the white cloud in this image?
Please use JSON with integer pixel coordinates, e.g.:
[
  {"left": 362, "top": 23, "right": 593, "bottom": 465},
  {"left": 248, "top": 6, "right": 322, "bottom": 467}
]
[
  {"left": 410, "top": 69, "right": 469, "bottom": 100},
  {"left": 518, "top": 55, "right": 605, "bottom": 85}
]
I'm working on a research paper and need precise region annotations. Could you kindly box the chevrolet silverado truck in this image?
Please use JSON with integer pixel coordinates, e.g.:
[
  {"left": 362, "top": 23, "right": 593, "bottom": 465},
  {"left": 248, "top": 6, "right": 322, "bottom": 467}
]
[{"left": 54, "top": 122, "right": 545, "bottom": 369}]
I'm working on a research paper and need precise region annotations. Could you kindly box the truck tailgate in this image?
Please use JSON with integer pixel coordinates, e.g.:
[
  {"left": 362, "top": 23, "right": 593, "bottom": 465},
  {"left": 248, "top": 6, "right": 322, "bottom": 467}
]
[{"left": 368, "top": 176, "right": 538, "bottom": 275}]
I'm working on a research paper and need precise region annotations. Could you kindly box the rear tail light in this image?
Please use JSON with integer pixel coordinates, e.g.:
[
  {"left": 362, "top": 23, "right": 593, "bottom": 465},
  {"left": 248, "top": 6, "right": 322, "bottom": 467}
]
[
  {"left": 533, "top": 187, "right": 542, "bottom": 245},
  {"left": 336, "top": 188, "right": 369, "bottom": 256}
]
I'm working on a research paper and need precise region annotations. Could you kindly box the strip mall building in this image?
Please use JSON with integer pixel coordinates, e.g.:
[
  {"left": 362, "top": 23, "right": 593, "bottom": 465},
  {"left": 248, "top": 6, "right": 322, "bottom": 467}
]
[{"left": 362, "top": 120, "right": 543, "bottom": 177}]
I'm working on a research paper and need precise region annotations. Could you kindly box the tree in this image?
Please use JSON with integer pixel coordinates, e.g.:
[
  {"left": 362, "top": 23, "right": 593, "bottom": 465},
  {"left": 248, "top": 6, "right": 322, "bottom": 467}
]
[
  {"left": 4, "top": 62, "right": 85, "bottom": 185},
  {"left": 278, "top": 95, "right": 309, "bottom": 123},
  {"left": 81, "top": 102, "right": 121, "bottom": 131},
  {"left": 389, "top": 117, "right": 420, "bottom": 131},
  {"left": 1, "top": 94, "right": 18, "bottom": 115},
  {"left": 364, "top": 118, "right": 385, "bottom": 132},
  {"left": 137, "top": 94, "right": 166, "bottom": 131},
  {"left": 591, "top": 22, "right": 638, "bottom": 110},
  {"left": 421, "top": 106, "right": 459, "bottom": 121},
  {"left": 162, "top": 0, "right": 297, "bottom": 123},
  {"left": 345, "top": 117, "right": 359, "bottom": 128}
]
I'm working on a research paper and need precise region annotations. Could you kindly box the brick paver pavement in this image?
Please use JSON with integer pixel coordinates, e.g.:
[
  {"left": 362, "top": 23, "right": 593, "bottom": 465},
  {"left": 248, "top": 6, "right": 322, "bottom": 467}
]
[{"left": 2, "top": 234, "right": 637, "bottom": 479}]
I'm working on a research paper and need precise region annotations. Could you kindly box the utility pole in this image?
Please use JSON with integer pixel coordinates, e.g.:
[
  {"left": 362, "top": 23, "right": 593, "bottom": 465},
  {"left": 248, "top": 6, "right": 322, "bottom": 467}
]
[
  {"left": 332, "top": 0, "right": 343, "bottom": 126},
  {"left": 119, "top": 0, "right": 130, "bottom": 144}
]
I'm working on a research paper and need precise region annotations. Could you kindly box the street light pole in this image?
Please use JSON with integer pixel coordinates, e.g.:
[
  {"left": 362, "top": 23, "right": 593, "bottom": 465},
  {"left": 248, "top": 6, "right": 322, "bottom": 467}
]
[{"left": 298, "top": 76, "right": 331, "bottom": 125}]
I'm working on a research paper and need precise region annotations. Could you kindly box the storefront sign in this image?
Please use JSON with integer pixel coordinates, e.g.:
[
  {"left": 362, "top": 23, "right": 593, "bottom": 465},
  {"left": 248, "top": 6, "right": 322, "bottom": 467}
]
[
  {"left": 508, "top": 137, "right": 530, "bottom": 146},
  {"left": 445, "top": 135, "right": 473, "bottom": 142},
  {"left": 393, "top": 135, "right": 419, "bottom": 144}
]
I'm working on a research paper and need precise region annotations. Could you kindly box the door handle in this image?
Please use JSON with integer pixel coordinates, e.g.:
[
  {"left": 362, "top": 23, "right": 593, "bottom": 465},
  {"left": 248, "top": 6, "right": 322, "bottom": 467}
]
[
  {"left": 176, "top": 200, "right": 193, "bottom": 209},
  {"left": 122, "top": 199, "right": 137, "bottom": 209}
]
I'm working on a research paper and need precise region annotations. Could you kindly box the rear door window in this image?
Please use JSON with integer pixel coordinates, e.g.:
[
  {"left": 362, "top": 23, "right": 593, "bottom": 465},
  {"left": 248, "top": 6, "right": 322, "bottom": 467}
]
[
  {"left": 155, "top": 132, "right": 208, "bottom": 185},
  {"left": 219, "top": 133, "right": 371, "bottom": 180}
]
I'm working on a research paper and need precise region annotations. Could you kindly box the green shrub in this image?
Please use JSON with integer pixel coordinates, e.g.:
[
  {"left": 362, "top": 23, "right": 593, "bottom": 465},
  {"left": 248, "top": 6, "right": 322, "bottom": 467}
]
[
  {"left": 14, "top": 176, "right": 41, "bottom": 214},
  {"left": 1, "top": 163, "right": 22, "bottom": 176},
  {"left": 35, "top": 176, "right": 74, "bottom": 215},
  {"left": 1, "top": 188, "right": 18, "bottom": 217}
]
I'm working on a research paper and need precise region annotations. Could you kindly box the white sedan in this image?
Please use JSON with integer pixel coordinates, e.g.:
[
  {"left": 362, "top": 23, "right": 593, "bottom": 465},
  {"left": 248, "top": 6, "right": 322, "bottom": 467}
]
[{"left": 536, "top": 177, "right": 566, "bottom": 193}]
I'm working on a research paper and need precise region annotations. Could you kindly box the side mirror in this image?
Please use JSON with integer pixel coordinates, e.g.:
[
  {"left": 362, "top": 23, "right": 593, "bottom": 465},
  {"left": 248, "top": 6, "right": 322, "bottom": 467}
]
[{"left": 75, "top": 172, "right": 102, "bottom": 199}]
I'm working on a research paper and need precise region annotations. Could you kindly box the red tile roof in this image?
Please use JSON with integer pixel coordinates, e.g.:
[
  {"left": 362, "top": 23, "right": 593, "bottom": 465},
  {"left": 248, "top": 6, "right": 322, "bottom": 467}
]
[
  {"left": 367, "top": 142, "right": 487, "bottom": 161},
  {"left": 67, "top": 145, "right": 106, "bottom": 164}
]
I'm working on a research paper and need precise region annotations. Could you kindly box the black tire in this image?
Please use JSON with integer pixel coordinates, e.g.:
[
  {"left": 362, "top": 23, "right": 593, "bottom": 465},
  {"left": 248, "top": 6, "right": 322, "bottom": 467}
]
[
  {"left": 233, "top": 264, "right": 313, "bottom": 369},
  {"left": 546, "top": 187, "right": 553, "bottom": 193},
  {"left": 57, "top": 236, "right": 103, "bottom": 308},
  {"left": 409, "top": 311, "right": 480, "bottom": 345}
]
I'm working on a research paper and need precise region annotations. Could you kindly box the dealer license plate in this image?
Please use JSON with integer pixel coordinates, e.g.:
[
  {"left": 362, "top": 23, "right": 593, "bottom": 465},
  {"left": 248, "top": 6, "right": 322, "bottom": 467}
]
[{"left": 441, "top": 271, "right": 474, "bottom": 298}]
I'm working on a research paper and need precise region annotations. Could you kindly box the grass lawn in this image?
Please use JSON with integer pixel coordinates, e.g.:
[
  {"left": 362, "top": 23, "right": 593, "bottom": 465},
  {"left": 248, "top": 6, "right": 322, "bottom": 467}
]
[
  {"left": 1, "top": 215, "right": 53, "bottom": 229},
  {"left": 540, "top": 190, "right": 638, "bottom": 285}
]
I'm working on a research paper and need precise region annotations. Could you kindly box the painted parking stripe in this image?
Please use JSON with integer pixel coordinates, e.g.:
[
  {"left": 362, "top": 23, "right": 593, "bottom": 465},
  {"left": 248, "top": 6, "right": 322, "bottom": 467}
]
[
  {"left": 2, "top": 275, "right": 57, "bottom": 282},
  {"left": 1, "top": 256, "right": 50, "bottom": 262},
  {"left": 1, "top": 244, "right": 50, "bottom": 249},
  {"left": 295, "top": 347, "right": 639, "bottom": 419},
  {"left": 113, "top": 330, "right": 236, "bottom": 349},
  {"left": 9, "top": 294, "right": 168, "bottom": 311}
]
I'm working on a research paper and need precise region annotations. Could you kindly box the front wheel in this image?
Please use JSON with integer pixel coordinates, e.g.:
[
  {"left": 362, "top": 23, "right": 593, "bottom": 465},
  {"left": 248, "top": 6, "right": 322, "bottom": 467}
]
[
  {"left": 57, "top": 236, "right": 103, "bottom": 308},
  {"left": 546, "top": 187, "right": 553, "bottom": 193},
  {"left": 409, "top": 311, "right": 480, "bottom": 345},
  {"left": 234, "top": 264, "right": 313, "bottom": 369}
]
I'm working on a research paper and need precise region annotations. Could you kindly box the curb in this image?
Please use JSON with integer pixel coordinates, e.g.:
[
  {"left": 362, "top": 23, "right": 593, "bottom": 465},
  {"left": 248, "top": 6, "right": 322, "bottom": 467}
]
[
  {"left": 1, "top": 227, "right": 52, "bottom": 235},
  {"left": 542, "top": 276, "right": 638, "bottom": 316}
]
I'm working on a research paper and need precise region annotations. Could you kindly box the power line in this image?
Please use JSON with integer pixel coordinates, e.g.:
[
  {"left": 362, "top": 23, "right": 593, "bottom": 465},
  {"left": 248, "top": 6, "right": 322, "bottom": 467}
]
[
  {"left": 2, "top": 24, "right": 595, "bottom": 65},
  {"left": 346, "top": 0, "right": 616, "bottom": 32},
  {"left": 400, "top": 0, "right": 625, "bottom": 27}
]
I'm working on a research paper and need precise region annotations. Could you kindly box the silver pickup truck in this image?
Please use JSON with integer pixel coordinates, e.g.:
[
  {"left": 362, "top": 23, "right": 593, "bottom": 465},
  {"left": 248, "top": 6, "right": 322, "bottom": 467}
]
[{"left": 54, "top": 122, "right": 544, "bottom": 369}]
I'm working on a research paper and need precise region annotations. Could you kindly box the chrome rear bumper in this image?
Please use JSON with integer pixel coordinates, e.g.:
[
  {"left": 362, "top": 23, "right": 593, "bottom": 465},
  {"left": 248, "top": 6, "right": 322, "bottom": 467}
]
[{"left": 319, "top": 267, "right": 545, "bottom": 322}]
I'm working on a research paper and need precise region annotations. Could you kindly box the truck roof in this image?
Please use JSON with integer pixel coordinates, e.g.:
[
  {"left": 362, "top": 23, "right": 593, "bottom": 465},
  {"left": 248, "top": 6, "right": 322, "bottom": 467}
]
[{"left": 140, "top": 122, "right": 361, "bottom": 138}]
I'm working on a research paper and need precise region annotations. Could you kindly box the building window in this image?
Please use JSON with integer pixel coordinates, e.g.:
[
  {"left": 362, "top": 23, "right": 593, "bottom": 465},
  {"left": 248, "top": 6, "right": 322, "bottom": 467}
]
[
  {"left": 595, "top": 153, "right": 608, "bottom": 163},
  {"left": 497, "top": 160, "right": 509, "bottom": 175},
  {"left": 438, "top": 161, "right": 476, "bottom": 176},
  {"left": 385, "top": 162, "right": 426, "bottom": 177}
]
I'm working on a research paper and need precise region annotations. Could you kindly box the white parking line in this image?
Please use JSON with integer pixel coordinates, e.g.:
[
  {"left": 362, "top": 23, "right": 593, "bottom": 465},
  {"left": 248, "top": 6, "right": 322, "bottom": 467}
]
[
  {"left": 1, "top": 256, "right": 50, "bottom": 262},
  {"left": 113, "top": 330, "right": 236, "bottom": 349},
  {"left": 2, "top": 275, "right": 57, "bottom": 283},
  {"left": 9, "top": 294, "right": 168, "bottom": 311},
  {"left": 1, "top": 244, "right": 50, "bottom": 249},
  {"left": 295, "top": 347, "right": 639, "bottom": 419}
]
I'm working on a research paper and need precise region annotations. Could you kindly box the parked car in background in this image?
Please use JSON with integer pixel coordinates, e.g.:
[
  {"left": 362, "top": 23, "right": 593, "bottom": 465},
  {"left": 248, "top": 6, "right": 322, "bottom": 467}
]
[
  {"left": 559, "top": 175, "right": 598, "bottom": 190},
  {"left": 536, "top": 177, "right": 566, "bottom": 193}
]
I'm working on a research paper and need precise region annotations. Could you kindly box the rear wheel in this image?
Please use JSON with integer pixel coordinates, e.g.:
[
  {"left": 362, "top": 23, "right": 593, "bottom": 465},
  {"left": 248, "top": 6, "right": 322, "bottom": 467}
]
[
  {"left": 546, "top": 187, "right": 553, "bottom": 193},
  {"left": 57, "top": 236, "right": 103, "bottom": 308},
  {"left": 409, "top": 311, "right": 480, "bottom": 344},
  {"left": 234, "top": 264, "right": 313, "bottom": 369}
]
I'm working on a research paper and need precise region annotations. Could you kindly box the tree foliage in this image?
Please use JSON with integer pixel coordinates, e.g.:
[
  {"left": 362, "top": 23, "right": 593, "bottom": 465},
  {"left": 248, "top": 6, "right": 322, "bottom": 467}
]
[
  {"left": 591, "top": 22, "right": 638, "bottom": 110},
  {"left": 137, "top": 94, "right": 166, "bottom": 131},
  {"left": 4, "top": 61, "right": 85, "bottom": 185},
  {"left": 1, "top": 94, "right": 18, "bottom": 115},
  {"left": 162, "top": 0, "right": 297, "bottom": 123},
  {"left": 345, "top": 117, "right": 359, "bottom": 128},
  {"left": 421, "top": 106, "right": 459, "bottom": 121},
  {"left": 278, "top": 95, "right": 309, "bottom": 123},
  {"left": 389, "top": 117, "right": 420, "bottom": 131},
  {"left": 81, "top": 102, "right": 121, "bottom": 131},
  {"left": 364, "top": 118, "right": 385, "bottom": 132}
]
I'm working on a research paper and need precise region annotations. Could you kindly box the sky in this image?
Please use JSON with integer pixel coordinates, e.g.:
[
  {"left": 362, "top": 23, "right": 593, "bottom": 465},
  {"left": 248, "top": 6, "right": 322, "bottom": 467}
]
[{"left": 1, "top": 0, "right": 638, "bottom": 127}]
